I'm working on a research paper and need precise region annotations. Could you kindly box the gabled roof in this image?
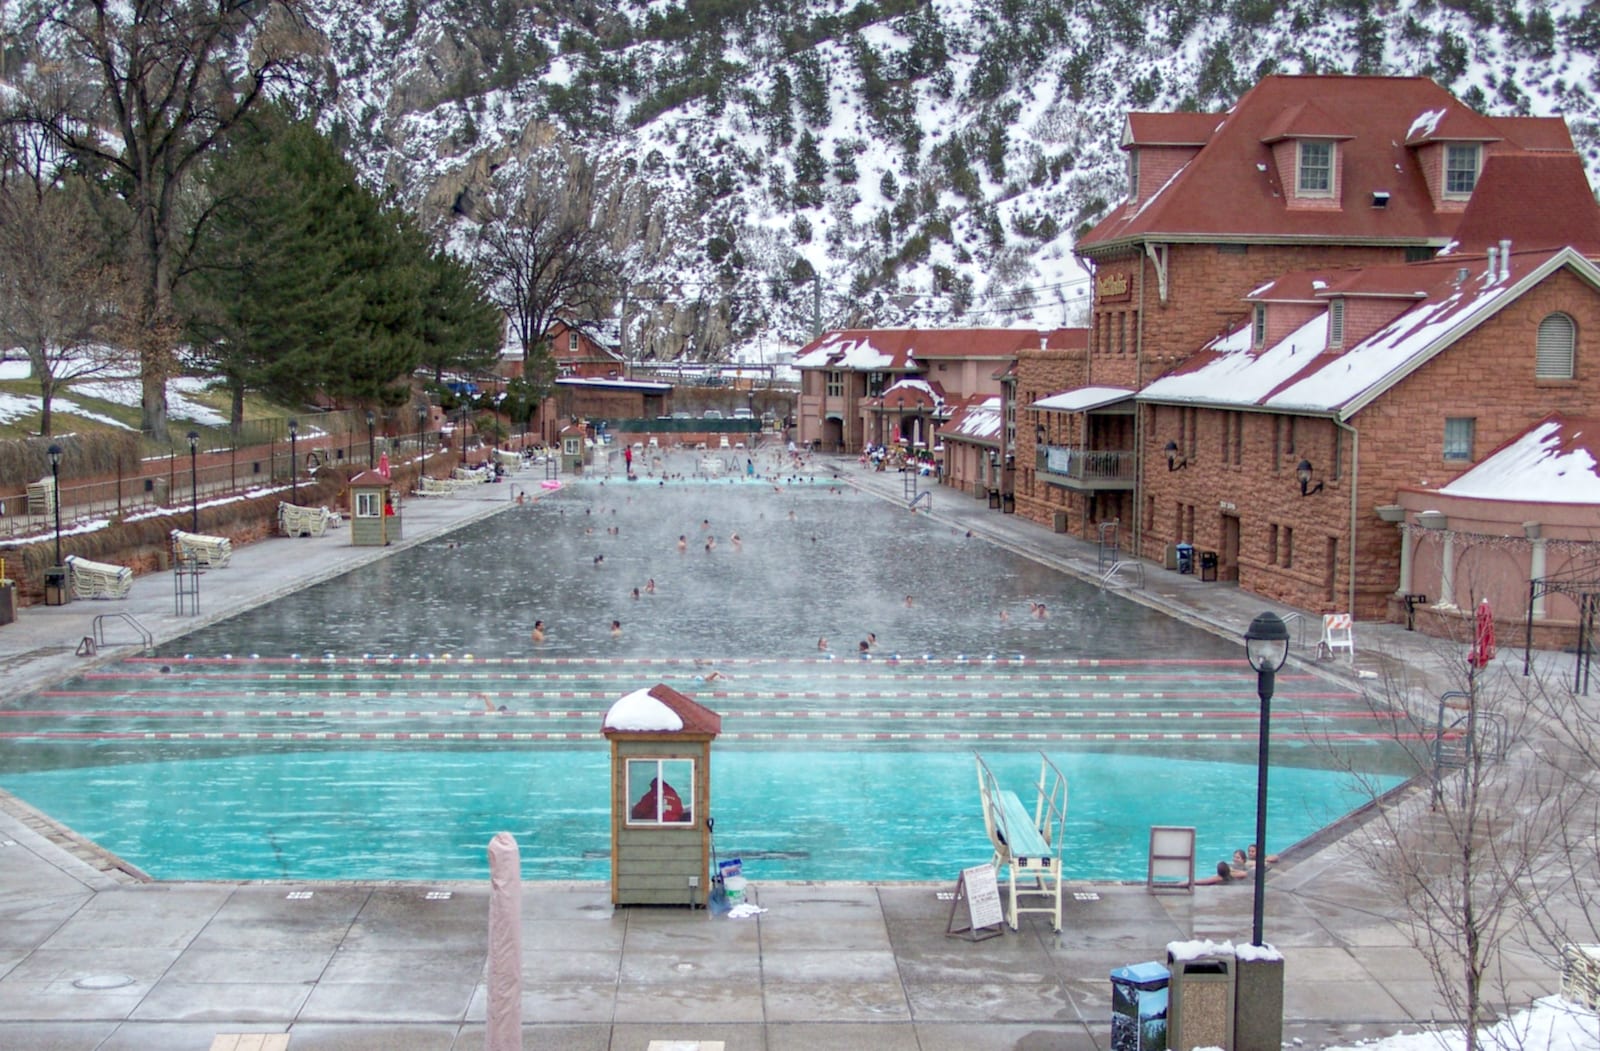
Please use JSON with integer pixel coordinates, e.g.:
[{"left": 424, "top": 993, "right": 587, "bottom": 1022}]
[
  {"left": 1437, "top": 414, "right": 1600, "bottom": 504},
  {"left": 602, "top": 683, "right": 721, "bottom": 737},
  {"left": 1447, "top": 154, "right": 1600, "bottom": 256},
  {"left": 1139, "top": 247, "right": 1600, "bottom": 419},
  {"left": 1079, "top": 75, "right": 1576, "bottom": 252},
  {"left": 1260, "top": 100, "right": 1355, "bottom": 143},
  {"left": 1124, "top": 112, "right": 1218, "bottom": 148},
  {"left": 794, "top": 328, "right": 1081, "bottom": 370},
  {"left": 937, "top": 395, "right": 1003, "bottom": 442},
  {"left": 878, "top": 377, "right": 946, "bottom": 411}
]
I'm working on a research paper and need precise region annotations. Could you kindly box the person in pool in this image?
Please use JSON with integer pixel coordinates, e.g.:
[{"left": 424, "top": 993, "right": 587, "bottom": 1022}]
[
  {"left": 531, "top": 620, "right": 546, "bottom": 643},
  {"left": 610, "top": 619, "right": 622, "bottom": 636}
]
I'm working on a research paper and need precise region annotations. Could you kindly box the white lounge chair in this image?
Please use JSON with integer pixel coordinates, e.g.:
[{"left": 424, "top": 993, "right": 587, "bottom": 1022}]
[
  {"left": 975, "top": 752, "right": 1067, "bottom": 931},
  {"left": 278, "top": 502, "right": 332, "bottom": 538},
  {"left": 171, "top": 529, "right": 232, "bottom": 568},
  {"left": 64, "top": 554, "right": 134, "bottom": 600}
]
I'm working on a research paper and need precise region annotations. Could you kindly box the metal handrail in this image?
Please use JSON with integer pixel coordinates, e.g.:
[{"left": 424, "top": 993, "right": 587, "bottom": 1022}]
[{"left": 91, "top": 612, "right": 152, "bottom": 650}]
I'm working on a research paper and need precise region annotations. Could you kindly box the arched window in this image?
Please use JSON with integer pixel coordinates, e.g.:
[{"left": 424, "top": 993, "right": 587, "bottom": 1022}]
[{"left": 1536, "top": 312, "right": 1576, "bottom": 379}]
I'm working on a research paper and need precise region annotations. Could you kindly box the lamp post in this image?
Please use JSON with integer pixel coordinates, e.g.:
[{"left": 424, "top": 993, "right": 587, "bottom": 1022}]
[
  {"left": 288, "top": 418, "right": 299, "bottom": 502},
  {"left": 47, "top": 444, "right": 62, "bottom": 567},
  {"left": 460, "top": 407, "right": 469, "bottom": 464},
  {"left": 366, "top": 410, "right": 376, "bottom": 467},
  {"left": 187, "top": 431, "right": 200, "bottom": 532},
  {"left": 1243, "top": 611, "right": 1291, "bottom": 947}
]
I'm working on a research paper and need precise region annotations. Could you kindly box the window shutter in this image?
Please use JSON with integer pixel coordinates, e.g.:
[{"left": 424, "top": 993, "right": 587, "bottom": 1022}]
[
  {"left": 1536, "top": 313, "right": 1575, "bottom": 379},
  {"left": 1328, "top": 299, "right": 1345, "bottom": 347}
]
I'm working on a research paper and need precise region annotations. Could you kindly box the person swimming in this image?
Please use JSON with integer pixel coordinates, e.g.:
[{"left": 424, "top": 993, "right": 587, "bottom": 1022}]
[
  {"left": 631, "top": 587, "right": 640, "bottom": 600},
  {"left": 677, "top": 535, "right": 687, "bottom": 551},
  {"left": 610, "top": 619, "right": 622, "bottom": 637},
  {"left": 645, "top": 578, "right": 656, "bottom": 594},
  {"left": 531, "top": 620, "right": 545, "bottom": 643},
  {"left": 817, "top": 637, "right": 828, "bottom": 651},
  {"left": 477, "top": 692, "right": 509, "bottom": 714}
]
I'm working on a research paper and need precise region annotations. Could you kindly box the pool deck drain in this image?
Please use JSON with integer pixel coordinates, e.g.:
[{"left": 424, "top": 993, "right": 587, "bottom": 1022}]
[{"left": 0, "top": 454, "right": 1573, "bottom": 1047}]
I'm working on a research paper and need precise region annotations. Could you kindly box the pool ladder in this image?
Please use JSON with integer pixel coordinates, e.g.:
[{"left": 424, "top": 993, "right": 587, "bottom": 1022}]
[
  {"left": 77, "top": 612, "right": 153, "bottom": 657},
  {"left": 1097, "top": 560, "right": 1144, "bottom": 591}
]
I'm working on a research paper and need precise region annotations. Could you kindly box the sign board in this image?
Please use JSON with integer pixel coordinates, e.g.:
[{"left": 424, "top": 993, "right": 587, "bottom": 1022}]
[
  {"left": 946, "top": 863, "right": 1005, "bottom": 940},
  {"left": 1147, "top": 825, "right": 1196, "bottom": 893}
]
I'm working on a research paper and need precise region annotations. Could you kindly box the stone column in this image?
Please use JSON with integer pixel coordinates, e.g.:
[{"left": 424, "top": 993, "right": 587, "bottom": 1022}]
[{"left": 1526, "top": 522, "right": 1546, "bottom": 620}]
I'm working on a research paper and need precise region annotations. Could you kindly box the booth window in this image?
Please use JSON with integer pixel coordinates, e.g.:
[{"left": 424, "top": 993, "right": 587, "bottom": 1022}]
[
  {"left": 355, "top": 491, "right": 382, "bottom": 517},
  {"left": 627, "top": 758, "right": 694, "bottom": 825}
]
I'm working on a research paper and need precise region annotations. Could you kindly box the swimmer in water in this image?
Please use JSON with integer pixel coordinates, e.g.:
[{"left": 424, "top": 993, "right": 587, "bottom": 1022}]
[
  {"left": 1033, "top": 602, "right": 1049, "bottom": 619},
  {"left": 645, "top": 578, "right": 656, "bottom": 594},
  {"left": 677, "top": 535, "right": 687, "bottom": 552},
  {"left": 999, "top": 609, "right": 1009, "bottom": 623},
  {"left": 632, "top": 587, "right": 641, "bottom": 600},
  {"left": 594, "top": 554, "right": 605, "bottom": 567},
  {"left": 610, "top": 619, "right": 622, "bottom": 637},
  {"left": 904, "top": 594, "right": 914, "bottom": 608},
  {"left": 478, "top": 692, "right": 509, "bottom": 713},
  {"left": 531, "top": 620, "right": 545, "bottom": 643},
  {"left": 817, "top": 637, "right": 828, "bottom": 652}
]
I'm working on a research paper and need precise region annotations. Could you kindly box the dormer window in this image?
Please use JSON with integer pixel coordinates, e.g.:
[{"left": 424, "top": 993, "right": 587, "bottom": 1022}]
[
  {"left": 1128, "top": 149, "right": 1139, "bottom": 200},
  {"left": 568, "top": 331, "right": 580, "bottom": 352},
  {"left": 1252, "top": 303, "right": 1267, "bottom": 349},
  {"left": 1297, "top": 141, "right": 1333, "bottom": 196},
  {"left": 1444, "top": 144, "right": 1480, "bottom": 196}
]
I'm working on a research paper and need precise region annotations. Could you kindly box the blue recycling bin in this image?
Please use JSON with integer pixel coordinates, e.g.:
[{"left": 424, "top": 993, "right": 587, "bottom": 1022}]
[
  {"left": 1174, "top": 543, "right": 1194, "bottom": 575},
  {"left": 1111, "top": 961, "right": 1169, "bottom": 1051}
]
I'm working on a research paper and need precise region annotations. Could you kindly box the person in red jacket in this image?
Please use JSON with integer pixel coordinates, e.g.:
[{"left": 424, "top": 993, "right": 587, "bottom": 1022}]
[{"left": 631, "top": 778, "right": 686, "bottom": 822}]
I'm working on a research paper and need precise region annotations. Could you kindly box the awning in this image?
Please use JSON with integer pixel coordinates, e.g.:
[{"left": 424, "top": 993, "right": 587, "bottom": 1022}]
[{"left": 1031, "top": 386, "right": 1136, "bottom": 412}]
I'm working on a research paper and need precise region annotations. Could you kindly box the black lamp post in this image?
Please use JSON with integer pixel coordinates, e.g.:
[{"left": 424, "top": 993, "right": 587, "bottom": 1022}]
[
  {"left": 47, "top": 444, "right": 62, "bottom": 567},
  {"left": 366, "top": 410, "right": 376, "bottom": 466},
  {"left": 288, "top": 418, "right": 299, "bottom": 502},
  {"left": 418, "top": 406, "right": 428, "bottom": 455},
  {"left": 460, "top": 407, "right": 469, "bottom": 463},
  {"left": 1243, "top": 611, "right": 1291, "bottom": 947},
  {"left": 187, "top": 431, "right": 200, "bottom": 532}
]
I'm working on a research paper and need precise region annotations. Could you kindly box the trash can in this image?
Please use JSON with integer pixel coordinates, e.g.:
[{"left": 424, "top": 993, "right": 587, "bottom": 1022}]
[
  {"left": 1110, "top": 961, "right": 1169, "bottom": 1051},
  {"left": 1053, "top": 511, "right": 1069, "bottom": 534},
  {"left": 1175, "top": 543, "right": 1194, "bottom": 575},
  {"left": 988, "top": 488, "right": 1001, "bottom": 509},
  {"left": 1001, "top": 493, "right": 1015, "bottom": 513},
  {"left": 43, "top": 567, "right": 69, "bottom": 606},
  {"left": 1199, "top": 550, "right": 1219, "bottom": 581},
  {"left": 1163, "top": 543, "right": 1178, "bottom": 570},
  {"left": 1168, "top": 948, "right": 1234, "bottom": 1051}
]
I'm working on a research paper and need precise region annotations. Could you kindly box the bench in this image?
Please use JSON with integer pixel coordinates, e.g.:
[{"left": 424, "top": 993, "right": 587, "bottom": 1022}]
[
  {"left": 452, "top": 466, "right": 490, "bottom": 484},
  {"left": 64, "top": 554, "right": 134, "bottom": 600},
  {"left": 278, "top": 502, "right": 333, "bottom": 538},
  {"left": 414, "top": 475, "right": 460, "bottom": 497},
  {"left": 975, "top": 753, "right": 1068, "bottom": 931},
  {"left": 171, "top": 529, "right": 233, "bottom": 568}
]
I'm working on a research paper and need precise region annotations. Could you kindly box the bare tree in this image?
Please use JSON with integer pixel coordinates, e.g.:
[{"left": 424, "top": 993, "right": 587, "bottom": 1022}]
[
  {"left": 6, "top": 0, "right": 319, "bottom": 437},
  {"left": 0, "top": 165, "right": 133, "bottom": 436},
  {"left": 469, "top": 146, "right": 622, "bottom": 363}
]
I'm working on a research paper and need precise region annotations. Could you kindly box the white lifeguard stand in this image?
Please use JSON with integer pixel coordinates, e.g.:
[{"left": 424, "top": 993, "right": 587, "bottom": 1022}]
[{"left": 1318, "top": 613, "right": 1355, "bottom": 663}]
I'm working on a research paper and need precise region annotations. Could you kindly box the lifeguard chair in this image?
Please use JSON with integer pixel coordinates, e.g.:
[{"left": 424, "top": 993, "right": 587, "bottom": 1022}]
[
  {"left": 602, "top": 684, "right": 721, "bottom": 907},
  {"left": 348, "top": 470, "right": 400, "bottom": 546}
]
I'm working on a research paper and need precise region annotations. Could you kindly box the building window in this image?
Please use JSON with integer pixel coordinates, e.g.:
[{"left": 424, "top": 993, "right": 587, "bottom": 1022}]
[
  {"left": 1128, "top": 149, "right": 1139, "bottom": 199},
  {"left": 1405, "top": 245, "right": 1435, "bottom": 263},
  {"left": 1117, "top": 313, "right": 1126, "bottom": 354},
  {"left": 826, "top": 371, "right": 844, "bottom": 397},
  {"left": 867, "top": 371, "right": 887, "bottom": 397},
  {"left": 1443, "top": 417, "right": 1475, "bottom": 461},
  {"left": 1536, "top": 312, "right": 1576, "bottom": 379},
  {"left": 1328, "top": 298, "right": 1345, "bottom": 347},
  {"left": 1268, "top": 524, "right": 1280, "bottom": 565},
  {"left": 1282, "top": 526, "right": 1294, "bottom": 569},
  {"left": 1444, "top": 144, "right": 1480, "bottom": 196},
  {"left": 626, "top": 758, "right": 694, "bottom": 826},
  {"left": 1252, "top": 304, "right": 1266, "bottom": 349},
  {"left": 355, "top": 491, "right": 382, "bottom": 518},
  {"left": 568, "top": 331, "right": 580, "bottom": 352},
  {"left": 1297, "top": 141, "right": 1333, "bottom": 195}
]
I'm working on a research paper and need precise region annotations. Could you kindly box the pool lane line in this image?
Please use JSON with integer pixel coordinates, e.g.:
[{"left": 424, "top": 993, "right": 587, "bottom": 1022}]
[
  {"left": 0, "top": 706, "right": 1399, "bottom": 722},
  {"left": 122, "top": 655, "right": 1253, "bottom": 668},
  {"left": 84, "top": 668, "right": 1339, "bottom": 685},
  {"left": 35, "top": 688, "right": 1365, "bottom": 704},
  {"left": 0, "top": 728, "right": 1435, "bottom": 743}
]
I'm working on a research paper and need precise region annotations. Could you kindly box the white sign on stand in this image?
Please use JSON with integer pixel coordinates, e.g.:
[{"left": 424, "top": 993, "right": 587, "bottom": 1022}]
[{"left": 946, "top": 863, "right": 1005, "bottom": 940}]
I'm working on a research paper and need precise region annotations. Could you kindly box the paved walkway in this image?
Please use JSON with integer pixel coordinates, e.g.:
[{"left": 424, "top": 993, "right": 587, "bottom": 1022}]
[{"left": 0, "top": 458, "right": 1559, "bottom": 1049}]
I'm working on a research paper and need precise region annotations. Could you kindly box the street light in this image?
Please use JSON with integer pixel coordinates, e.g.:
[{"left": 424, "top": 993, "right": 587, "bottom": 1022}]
[
  {"left": 1243, "top": 611, "right": 1291, "bottom": 948},
  {"left": 366, "top": 410, "right": 376, "bottom": 467},
  {"left": 187, "top": 431, "right": 200, "bottom": 532},
  {"left": 47, "top": 444, "right": 62, "bottom": 567},
  {"left": 288, "top": 418, "right": 299, "bottom": 502},
  {"left": 459, "top": 407, "right": 469, "bottom": 464}
]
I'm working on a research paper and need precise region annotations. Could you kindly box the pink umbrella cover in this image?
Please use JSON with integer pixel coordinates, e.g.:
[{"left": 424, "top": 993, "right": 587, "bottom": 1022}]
[{"left": 486, "top": 831, "right": 523, "bottom": 1050}]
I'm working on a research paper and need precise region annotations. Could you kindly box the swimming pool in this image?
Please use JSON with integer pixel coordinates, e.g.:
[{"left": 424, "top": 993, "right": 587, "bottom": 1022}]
[{"left": 0, "top": 462, "right": 1416, "bottom": 881}]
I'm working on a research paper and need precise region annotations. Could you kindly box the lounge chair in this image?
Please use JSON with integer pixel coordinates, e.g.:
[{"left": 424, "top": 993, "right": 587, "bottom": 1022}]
[
  {"left": 278, "top": 502, "right": 332, "bottom": 538},
  {"left": 171, "top": 529, "right": 232, "bottom": 568},
  {"left": 975, "top": 752, "right": 1067, "bottom": 931},
  {"left": 64, "top": 554, "right": 134, "bottom": 600}
]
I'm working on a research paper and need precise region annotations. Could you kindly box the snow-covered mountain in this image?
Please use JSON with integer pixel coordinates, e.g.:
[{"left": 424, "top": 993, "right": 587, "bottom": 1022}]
[{"left": 203, "top": 1, "right": 1600, "bottom": 356}]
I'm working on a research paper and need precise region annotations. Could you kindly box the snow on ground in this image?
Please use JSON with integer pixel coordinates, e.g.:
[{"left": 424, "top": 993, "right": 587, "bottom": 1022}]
[
  {"left": 1331, "top": 997, "right": 1595, "bottom": 1051},
  {"left": 0, "top": 363, "right": 232, "bottom": 429}
]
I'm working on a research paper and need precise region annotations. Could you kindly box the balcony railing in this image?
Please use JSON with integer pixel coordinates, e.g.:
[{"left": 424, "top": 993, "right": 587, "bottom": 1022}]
[{"left": 1036, "top": 446, "right": 1135, "bottom": 488}]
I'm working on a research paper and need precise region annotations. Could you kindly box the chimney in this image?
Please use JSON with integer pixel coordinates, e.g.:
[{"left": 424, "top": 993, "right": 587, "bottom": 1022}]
[
  {"left": 1499, "top": 238, "right": 1512, "bottom": 280},
  {"left": 1486, "top": 245, "right": 1498, "bottom": 278}
]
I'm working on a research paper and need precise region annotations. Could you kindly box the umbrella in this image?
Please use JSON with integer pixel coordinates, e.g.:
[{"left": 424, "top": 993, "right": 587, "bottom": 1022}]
[
  {"left": 486, "top": 832, "right": 523, "bottom": 1050},
  {"left": 1468, "top": 598, "right": 1497, "bottom": 670}
]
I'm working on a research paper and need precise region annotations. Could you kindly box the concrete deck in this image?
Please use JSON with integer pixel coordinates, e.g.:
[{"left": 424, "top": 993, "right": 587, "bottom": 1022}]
[{"left": 0, "top": 457, "right": 1559, "bottom": 1049}]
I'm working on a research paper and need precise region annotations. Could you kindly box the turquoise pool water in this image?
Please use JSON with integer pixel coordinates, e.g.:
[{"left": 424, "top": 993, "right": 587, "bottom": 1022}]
[{"left": 0, "top": 464, "right": 1417, "bottom": 881}]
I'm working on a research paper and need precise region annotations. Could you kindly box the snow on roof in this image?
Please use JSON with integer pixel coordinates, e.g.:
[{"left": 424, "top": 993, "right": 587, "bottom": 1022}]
[
  {"left": 554, "top": 376, "right": 673, "bottom": 392},
  {"left": 939, "top": 396, "right": 1002, "bottom": 440},
  {"left": 1438, "top": 415, "right": 1600, "bottom": 504},
  {"left": 880, "top": 377, "right": 944, "bottom": 411},
  {"left": 1032, "top": 386, "right": 1136, "bottom": 412},
  {"left": 1407, "top": 108, "right": 1446, "bottom": 141},
  {"left": 1141, "top": 248, "right": 1594, "bottom": 417},
  {"left": 603, "top": 688, "right": 683, "bottom": 732},
  {"left": 793, "top": 334, "right": 898, "bottom": 370}
]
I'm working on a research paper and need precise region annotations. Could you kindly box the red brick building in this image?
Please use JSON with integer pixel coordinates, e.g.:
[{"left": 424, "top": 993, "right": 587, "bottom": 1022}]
[{"left": 1011, "top": 73, "right": 1600, "bottom": 631}]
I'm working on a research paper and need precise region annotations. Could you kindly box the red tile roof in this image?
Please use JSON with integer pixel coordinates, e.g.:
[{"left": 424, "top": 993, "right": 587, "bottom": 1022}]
[
  {"left": 1079, "top": 75, "right": 1579, "bottom": 252},
  {"left": 1124, "top": 112, "right": 1218, "bottom": 146},
  {"left": 1260, "top": 100, "right": 1355, "bottom": 143},
  {"left": 1448, "top": 154, "right": 1600, "bottom": 256},
  {"left": 795, "top": 328, "right": 1085, "bottom": 370}
]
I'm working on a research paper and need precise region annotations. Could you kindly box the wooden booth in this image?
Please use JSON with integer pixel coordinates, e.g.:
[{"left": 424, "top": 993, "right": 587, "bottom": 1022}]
[
  {"left": 559, "top": 423, "right": 586, "bottom": 474},
  {"left": 602, "top": 683, "right": 721, "bottom": 907},
  {"left": 348, "top": 470, "right": 400, "bottom": 547}
]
